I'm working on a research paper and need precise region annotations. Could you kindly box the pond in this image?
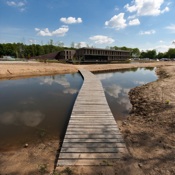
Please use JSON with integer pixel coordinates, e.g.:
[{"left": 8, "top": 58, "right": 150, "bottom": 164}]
[
  {"left": 0, "top": 67, "right": 157, "bottom": 150},
  {"left": 0, "top": 73, "right": 83, "bottom": 150},
  {"left": 95, "top": 67, "right": 157, "bottom": 120}
]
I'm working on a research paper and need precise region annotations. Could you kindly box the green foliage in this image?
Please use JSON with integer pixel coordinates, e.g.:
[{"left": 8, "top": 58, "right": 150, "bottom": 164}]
[
  {"left": 165, "top": 100, "right": 170, "bottom": 105},
  {"left": 61, "top": 167, "right": 73, "bottom": 175},
  {"left": 38, "top": 164, "right": 48, "bottom": 174},
  {"left": 0, "top": 42, "right": 68, "bottom": 59},
  {"left": 140, "top": 49, "right": 157, "bottom": 59},
  {"left": 166, "top": 48, "right": 175, "bottom": 58},
  {"left": 132, "top": 48, "right": 141, "bottom": 58}
]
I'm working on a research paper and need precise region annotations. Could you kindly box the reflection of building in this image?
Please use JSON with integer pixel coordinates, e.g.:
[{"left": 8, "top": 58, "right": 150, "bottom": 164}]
[{"left": 31, "top": 48, "right": 131, "bottom": 63}]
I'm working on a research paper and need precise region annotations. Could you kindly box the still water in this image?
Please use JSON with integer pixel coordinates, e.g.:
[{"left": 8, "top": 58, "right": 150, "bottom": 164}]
[
  {"left": 0, "top": 68, "right": 157, "bottom": 150},
  {"left": 0, "top": 73, "right": 83, "bottom": 150},
  {"left": 95, "top": 67, "right": 157, "bottom": 120}
]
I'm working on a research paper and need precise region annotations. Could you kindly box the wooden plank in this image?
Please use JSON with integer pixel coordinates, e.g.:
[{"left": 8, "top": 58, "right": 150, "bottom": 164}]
[
  {"left": 62, "top": 142, "right": 126, "bottom": 148},
  {"left": 61, "top": 147, "right": 126, "bottom": 153},
  {"left": 68, "top": 121, "right": 117, "bottom": 125},
  {"left": 66, "top": 128, "right": 119, "bottom": 132},
  {"left": 67, "top": 124, "right": 118, "bottom": 127},
  {"left": 63, "top": 138, "right": 124, "bottom": 143},
  {"left": 59, "top": 153, "right": 124, "bottom": 159},
  {"left": 66, "top": 131, "right": 120, "bottom": 135},
  {"left": 57, "top": 159, "right": 121, "bottom": 166},
  {"left": 64, "top": 134, "right": 123, "bottom": 139}
]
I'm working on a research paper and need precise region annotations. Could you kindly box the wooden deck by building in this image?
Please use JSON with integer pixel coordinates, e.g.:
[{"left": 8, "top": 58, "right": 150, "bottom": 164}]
[{"left": 57, "top": 69, "right": 128, "bottom": 166}]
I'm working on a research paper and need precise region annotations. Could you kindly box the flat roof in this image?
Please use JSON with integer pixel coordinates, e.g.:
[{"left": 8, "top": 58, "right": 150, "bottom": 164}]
[{"left": 77, "top": 47, "right": 131, "bottom": 52}]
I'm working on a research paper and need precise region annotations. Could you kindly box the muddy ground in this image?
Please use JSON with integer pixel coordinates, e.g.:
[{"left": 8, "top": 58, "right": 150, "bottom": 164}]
[{"left": 0, "top": 62, "right": 175, "bottom": 175}]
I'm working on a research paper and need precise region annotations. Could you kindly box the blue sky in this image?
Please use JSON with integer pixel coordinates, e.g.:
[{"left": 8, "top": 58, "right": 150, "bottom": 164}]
[{"left": 0, "top": 0, "right": 175, "bottom": 52}]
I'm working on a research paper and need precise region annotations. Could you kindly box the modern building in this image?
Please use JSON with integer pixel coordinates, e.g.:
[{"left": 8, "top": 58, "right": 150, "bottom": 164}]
[
  {"left": 31, "top": 47, "right": 131, "bottom": 63},
  {"left": 75, "top": 48, "right": 131, "bottom": 62}
]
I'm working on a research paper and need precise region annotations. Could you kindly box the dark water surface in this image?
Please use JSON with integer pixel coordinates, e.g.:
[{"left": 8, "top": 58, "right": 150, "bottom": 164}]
[
  {"left": 0, "top": 68, "right": 157, "bottom": 150},
  {"left": 95, "top": 67, "right": 157, "bottom": 120},
  {"left": 0, "top": 73, "right": 83, "bottom": 150}
]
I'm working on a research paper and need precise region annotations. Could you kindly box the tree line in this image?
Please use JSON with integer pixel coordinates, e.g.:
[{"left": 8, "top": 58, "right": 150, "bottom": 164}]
[
  {"left": 110, "top": 46, "right": 175, "bottom": 59},
  {"left": 0, "top": 42, "right": 72, "bottom": 59},
  {"left": 0, "top": 42, "right": 175, "bottom": 59}
]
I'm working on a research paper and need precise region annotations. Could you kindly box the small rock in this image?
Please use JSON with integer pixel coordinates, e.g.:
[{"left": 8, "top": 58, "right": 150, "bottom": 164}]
[
  {"left": 138, "top": 163, "right": 143, "bottom": 168},
  {"left": 122, "top": 121, "right": 127, "bottom": 126},
  {"left": 24, "top": 143, "right": 28, "bottom": 148}
]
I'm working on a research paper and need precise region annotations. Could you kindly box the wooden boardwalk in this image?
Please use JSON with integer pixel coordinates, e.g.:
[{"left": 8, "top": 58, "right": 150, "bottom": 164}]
[{"left": 57, "top": 69, "right": 127, "bottom": 166}]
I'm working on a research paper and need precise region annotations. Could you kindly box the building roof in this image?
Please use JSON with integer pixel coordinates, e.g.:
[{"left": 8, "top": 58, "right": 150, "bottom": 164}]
[{"left": 77, "top": 47, "right": 131, "bottom": 52}]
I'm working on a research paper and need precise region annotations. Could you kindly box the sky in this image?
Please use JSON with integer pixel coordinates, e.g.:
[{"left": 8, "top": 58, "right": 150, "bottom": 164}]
[{"left": 0, "top": 0, "right": 175, "bottom": 52}]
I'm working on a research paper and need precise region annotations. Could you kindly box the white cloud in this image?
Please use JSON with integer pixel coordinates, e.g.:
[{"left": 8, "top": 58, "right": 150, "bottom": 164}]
[
  {"left": 0, "top": 111, "right": 45, "bottom": 127},
  {"left": 60, "top": 17, "right": 82, "bottom": 24},
  {"left": 128, "top": 15, "right": 136, "bottom": 19},
  {"left": 139, "top": 30, "right": 156, "bottom": 35},
  {"left": 7, "top": 0, "right": 27, "bottom": 11},
  {"left": 142, "top": 41, "right": 175, "bottom": 53},
  {"left": 89, "top": 35, "right": 115, "bottom": 44},
  {"left": 124, "top": 0, "right": 169, "bottom": 16},
  {"left": 35, "top": 28, "right": 40, "bottom": 31},
  {"left": 35, "top": 26, "right": 69, "bottom": 37},
  {"left": 63, "top": 88, "right": 78, "bottom": 94},
  {"left": 40, "top": 77, "right": 70, "bottom": 87},
  {"left": 105, "top": 85, "right": 122, "bottom": 98},
  {"left": 105, "top": 13, "right": 127, "bottom": 30},
  {"left": 166, "top": 24, "right": 175, "bottom": 33},
  {"left": 114, "top": 7, "right": 119, "bottom": 11},
  {"left": 134, "top": 80, "right": 146, "bottom": 85},
  {"left": 154, "top": 43, "right": 175, "bottom": 53},
  {"left": 118, "top": 96, "right": 132, "bottom": 110},
  {"left": 95, "top": 73, "right": 113, "bottom": 80},
  {"left": 29, "top": 39, "right": 37, "bottom": 44},
  {"left": 75, "top": 42, "right": 90, "bottom": 48},
  {"left": 129, "top": 18, "right": 140, "bottom": 26}
]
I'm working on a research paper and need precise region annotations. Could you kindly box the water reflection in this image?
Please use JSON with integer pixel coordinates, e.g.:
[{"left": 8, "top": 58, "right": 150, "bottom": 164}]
[
  {"left": 95, "top": 67, "right": 157, "bottom": 120},
  {"left": 0, "top": 110, "right": 45, "bottom": 127},
  {"left": 0, "top": 73, "right": 83, "bottom": 149},
  {"left": 40, "top": 76, "right": 70, "bottom": 87}
]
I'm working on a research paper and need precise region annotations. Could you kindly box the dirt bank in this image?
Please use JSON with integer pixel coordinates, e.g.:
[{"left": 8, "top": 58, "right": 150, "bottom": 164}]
[
  {"left": 0, "top": 61, "right": 175, "bottom": 79},
  {"left": 119, "top": 65, "right": 175, "bottom": 175},
  {"left": 1, "top": 62, "right": 175, "bottom": 174}
]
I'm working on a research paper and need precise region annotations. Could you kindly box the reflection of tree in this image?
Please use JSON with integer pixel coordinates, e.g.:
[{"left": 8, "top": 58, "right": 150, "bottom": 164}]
[
  {"left": 52, "top": 75, "right": 55, "bottom": 80},
  {"left": 144, "top": 67, "right": 154, "bottom": 71},
  {"left": 130, "top": 67, "right": 139, "bottom": 72},
  {"left": 116, "top": 68, "right": 138, "bottom": 73}
]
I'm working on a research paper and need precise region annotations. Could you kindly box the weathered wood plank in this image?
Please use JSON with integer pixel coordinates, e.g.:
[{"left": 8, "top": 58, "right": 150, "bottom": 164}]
[
  {"left": 62, "top": 142, "right": 126, "bottom": 148},
  {"left": 63, "top": 138, "right": 124, "bottom": 143},
  {"left": 64, "top": 134, "right": 123, "bottom": 139},
  {"left": 66, "top": 131, "right": 120, "bottom": 135},
  {"left": 67, "top": 124, "right": 118, "bottom": 127},
  {"left": 59, "top": 153, "right": 125, "bottom": 159},
  {"left": 66, "top": 128, "right": 119, "bottom": 132},
  {"left": 61, "top": 147, "right": 126, "bottom": 153},
  {"left": 58, "top": 159, "right": 121, "bottom": 166}
]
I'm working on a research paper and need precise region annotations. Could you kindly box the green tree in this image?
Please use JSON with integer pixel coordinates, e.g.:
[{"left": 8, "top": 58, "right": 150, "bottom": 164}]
[
  {"left": 167, "top": 48, "right": 175, "bottom": 58},
  {"left": 132, "top": 48, "right": 140, "bottom": 58}
]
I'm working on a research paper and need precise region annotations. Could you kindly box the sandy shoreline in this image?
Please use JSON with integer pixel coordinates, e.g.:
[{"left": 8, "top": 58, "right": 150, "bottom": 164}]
[
  {"left": 1, "top": 62, "right": 175, "bottom": 174},
  {"left": 0, "top": 61, "right": 174, "bottom": 80}
]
